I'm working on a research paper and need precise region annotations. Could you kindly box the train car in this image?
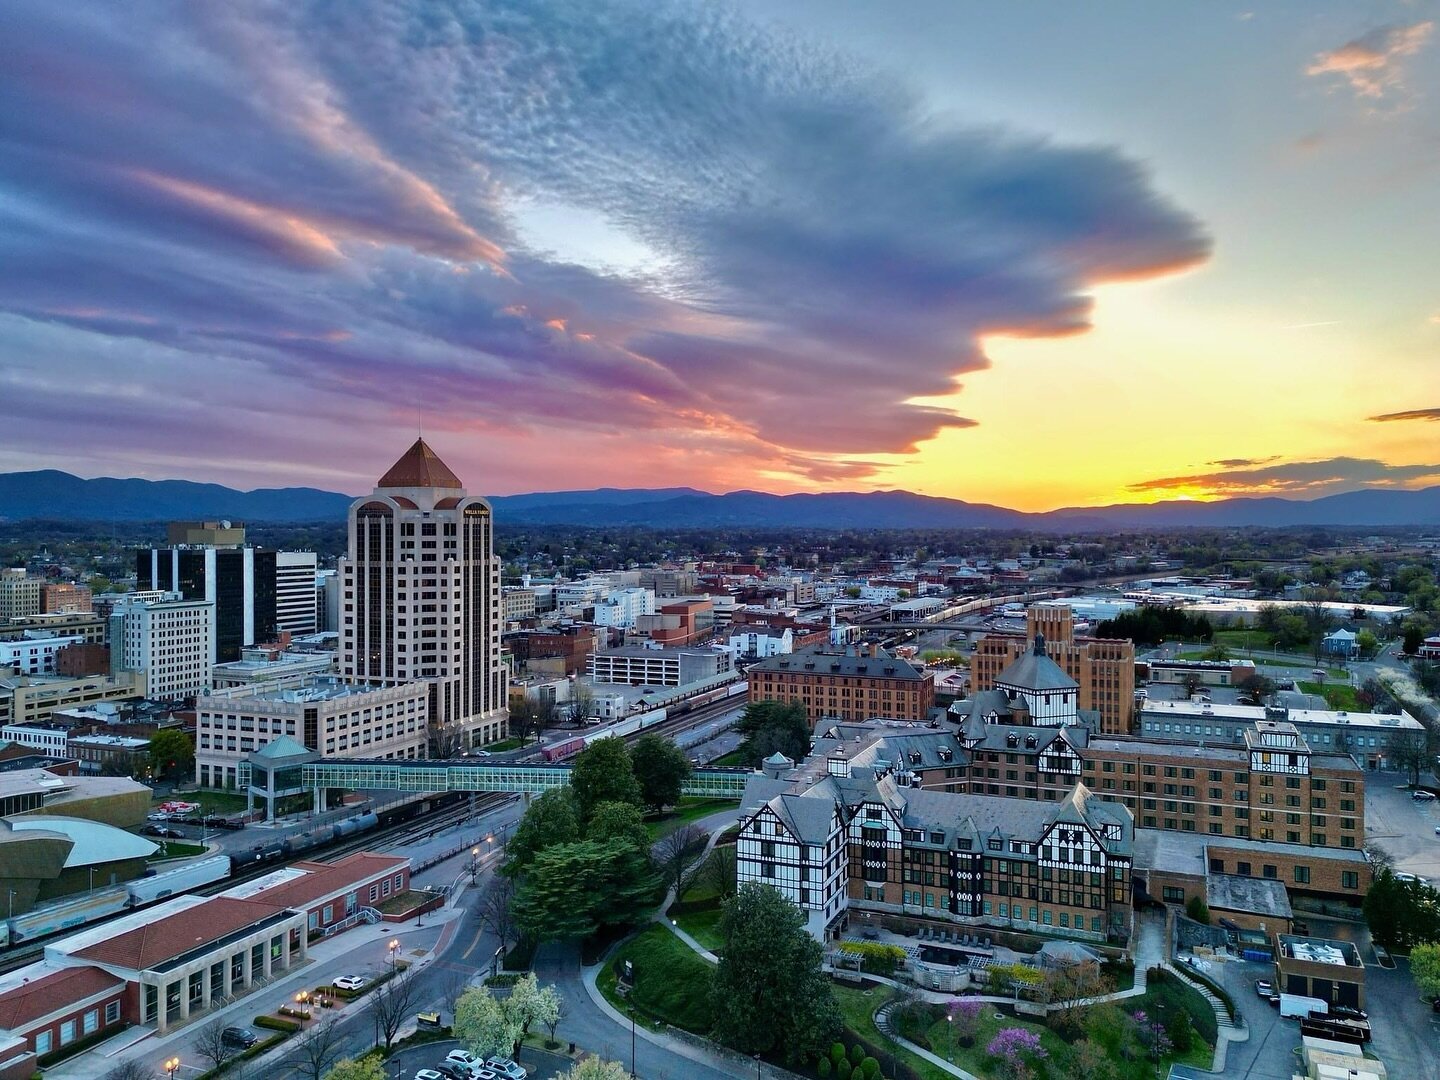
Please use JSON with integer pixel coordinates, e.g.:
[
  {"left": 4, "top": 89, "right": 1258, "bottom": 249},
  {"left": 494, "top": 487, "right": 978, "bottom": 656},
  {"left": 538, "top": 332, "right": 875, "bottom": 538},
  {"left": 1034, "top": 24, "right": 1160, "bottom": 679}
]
[
  {"left": 331, "top": 812, "right": 379, "bottom": 840},
  {"left": 282, "top": 827, "right": 332, "bottom": 857},
  {"left": 542, "top": 736, "right": 586, "bottom": 762},
  {"left": 230, "top": 840, "right": 285, "bottom": 868},
  {"left": 127, "top": 855, "right": 231, "bottom": 906},
  {"left": 9, "top": 886, "right": 131, "bottom": 944}
]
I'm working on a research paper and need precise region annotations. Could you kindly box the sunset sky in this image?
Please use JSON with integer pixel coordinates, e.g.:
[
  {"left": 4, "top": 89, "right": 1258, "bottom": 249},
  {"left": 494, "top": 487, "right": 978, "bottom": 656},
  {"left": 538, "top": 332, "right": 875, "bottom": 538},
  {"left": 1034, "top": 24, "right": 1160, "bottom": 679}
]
[{"left": 1, "top": 1, "right": 1437, "bottom": 510}]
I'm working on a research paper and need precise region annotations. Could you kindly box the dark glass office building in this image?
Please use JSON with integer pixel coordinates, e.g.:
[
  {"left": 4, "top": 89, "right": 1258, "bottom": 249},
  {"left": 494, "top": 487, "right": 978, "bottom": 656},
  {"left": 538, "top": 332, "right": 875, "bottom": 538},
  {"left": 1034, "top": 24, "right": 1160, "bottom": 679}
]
[{"left": 136, "top": 547, "right": 277, "bottom": 662}]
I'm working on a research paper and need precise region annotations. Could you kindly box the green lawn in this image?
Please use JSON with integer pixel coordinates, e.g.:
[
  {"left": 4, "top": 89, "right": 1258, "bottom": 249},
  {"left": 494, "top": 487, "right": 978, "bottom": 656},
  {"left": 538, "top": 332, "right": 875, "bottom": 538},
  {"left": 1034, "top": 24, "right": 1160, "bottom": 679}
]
[
  {"left": 833, "top": 985, "right": 954, "bottom": 1080},
  {"left": 1174, "top": 650, "right": 1349, "bottom": 677},
  {"left": 148, "top": 840, "right": 208, "bottom": 860},
  {"left": 599, "top": 924, "right": 714, "bottom": 1034},
  {"left": 1298, "top": 681, "right": 1365, "bottom": 712},
  {"left": 645, "top": 797, "right": 738, "bottom": 840},
  {"left": 672, "top": 907, "right": 725, "bottom": 953},
  {"left": 482, "top": 736, "right": 525, "bottom": 752},
  {"left": 176, "top": 790, "right": 250, "bottom": 814}
]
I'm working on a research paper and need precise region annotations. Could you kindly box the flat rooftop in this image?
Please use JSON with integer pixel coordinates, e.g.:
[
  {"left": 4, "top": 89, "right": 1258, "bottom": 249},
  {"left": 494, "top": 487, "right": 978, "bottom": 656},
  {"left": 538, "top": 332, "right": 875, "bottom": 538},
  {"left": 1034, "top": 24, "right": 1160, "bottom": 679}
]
[{"left": 228, "top": 677, "right": 415, "bottom": 705}]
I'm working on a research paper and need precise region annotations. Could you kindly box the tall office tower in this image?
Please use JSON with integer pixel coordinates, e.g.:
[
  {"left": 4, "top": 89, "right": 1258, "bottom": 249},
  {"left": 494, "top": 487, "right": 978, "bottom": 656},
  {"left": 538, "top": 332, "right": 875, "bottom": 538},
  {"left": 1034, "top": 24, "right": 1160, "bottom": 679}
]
[
  {"left": 136, "top": 542, "right": 276, "bottom": 663},
  {"left": 109, "top": 592, "right": 214, "bottom": 699},
  {"left": 0, "top": 569, "right": 43, "bottom": 621},
  {"left": 275, "top": 552, "right": 319, "bottom": 634},
  {"left": 339, "top": 439, "right": 507, "bottom": 750}
]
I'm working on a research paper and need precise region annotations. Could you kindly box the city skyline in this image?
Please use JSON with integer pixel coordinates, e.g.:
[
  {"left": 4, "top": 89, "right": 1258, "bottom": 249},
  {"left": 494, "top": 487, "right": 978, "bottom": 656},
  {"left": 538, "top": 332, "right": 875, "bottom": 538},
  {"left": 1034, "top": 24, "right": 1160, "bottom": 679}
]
[{"left": 2, "top": 1, "right": 1437, "bottom": 510}]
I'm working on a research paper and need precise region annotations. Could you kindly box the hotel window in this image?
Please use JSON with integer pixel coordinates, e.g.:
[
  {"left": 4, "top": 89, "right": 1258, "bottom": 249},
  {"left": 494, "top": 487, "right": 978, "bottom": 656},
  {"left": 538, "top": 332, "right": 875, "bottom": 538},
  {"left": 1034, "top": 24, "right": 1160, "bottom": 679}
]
[
  {"left": 35, "top": 1032, "right": 52, "bottom": 1055},
  {"left": 60, "top": 1020, "right": 76, "bottom": 1046},
  {"left": 105, "top": 1002, "right": 120, "bottom": 1024},
  {"left": 83, "top": 1009, "right": 98, "bottom": 1035}
]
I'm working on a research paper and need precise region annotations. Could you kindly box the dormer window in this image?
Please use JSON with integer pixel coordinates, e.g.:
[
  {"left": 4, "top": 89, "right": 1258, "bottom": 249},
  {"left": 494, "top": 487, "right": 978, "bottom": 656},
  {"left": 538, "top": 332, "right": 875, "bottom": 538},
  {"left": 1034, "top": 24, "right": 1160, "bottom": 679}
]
[{"left": 1025, "top": 735, "right": 1037, "bottom": 748}]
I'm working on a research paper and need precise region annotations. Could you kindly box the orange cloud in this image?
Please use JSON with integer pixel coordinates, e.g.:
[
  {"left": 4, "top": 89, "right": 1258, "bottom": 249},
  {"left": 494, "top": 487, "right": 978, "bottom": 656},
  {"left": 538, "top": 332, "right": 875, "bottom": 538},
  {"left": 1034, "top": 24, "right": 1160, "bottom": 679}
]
[{"left": 1306, "top": 21, "right": 1434, "bottom": 101}]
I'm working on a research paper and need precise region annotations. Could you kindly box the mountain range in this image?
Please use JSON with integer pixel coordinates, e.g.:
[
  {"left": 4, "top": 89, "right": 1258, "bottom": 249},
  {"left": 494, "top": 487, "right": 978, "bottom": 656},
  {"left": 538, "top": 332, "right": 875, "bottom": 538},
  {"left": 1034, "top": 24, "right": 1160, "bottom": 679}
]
[{"left": 1, "top": 469, "right": 1438, "bottom": 529}]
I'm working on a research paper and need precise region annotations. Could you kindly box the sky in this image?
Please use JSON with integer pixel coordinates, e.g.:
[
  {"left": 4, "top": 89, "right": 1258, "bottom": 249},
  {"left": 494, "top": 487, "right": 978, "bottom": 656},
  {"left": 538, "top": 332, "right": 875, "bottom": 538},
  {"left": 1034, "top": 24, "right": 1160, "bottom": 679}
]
[{"left": 0, "top": 1, "right": 1437, "bottom": 510}]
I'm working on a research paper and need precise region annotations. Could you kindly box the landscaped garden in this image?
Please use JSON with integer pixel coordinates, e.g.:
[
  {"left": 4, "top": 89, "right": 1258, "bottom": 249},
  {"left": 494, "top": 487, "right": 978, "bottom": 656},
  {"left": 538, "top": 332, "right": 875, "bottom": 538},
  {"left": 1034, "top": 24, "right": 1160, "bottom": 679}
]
[
  {"left": 643, "top": 795, "right": 737, "bottom": 839},
  {"left": 598, "top": 923, "right": 714, "bottom": 1033}
]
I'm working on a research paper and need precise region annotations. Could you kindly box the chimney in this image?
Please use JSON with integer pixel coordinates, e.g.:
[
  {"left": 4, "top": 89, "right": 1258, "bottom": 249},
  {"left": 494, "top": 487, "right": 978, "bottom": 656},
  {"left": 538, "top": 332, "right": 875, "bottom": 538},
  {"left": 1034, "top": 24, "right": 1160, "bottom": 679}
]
[{"left": 870, "top": 642, "right": 881, "bottom": 658}]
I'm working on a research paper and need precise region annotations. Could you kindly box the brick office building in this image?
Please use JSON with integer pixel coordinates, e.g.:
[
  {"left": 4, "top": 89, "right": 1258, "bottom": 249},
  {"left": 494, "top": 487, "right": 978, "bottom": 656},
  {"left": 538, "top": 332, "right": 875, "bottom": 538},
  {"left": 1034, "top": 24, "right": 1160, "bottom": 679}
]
[
  {"left": 972, "top": 606, "right": 1135, "bottom": 735},
  {"left": 748, "top": 644, "right": 934, "bottom": 724}
]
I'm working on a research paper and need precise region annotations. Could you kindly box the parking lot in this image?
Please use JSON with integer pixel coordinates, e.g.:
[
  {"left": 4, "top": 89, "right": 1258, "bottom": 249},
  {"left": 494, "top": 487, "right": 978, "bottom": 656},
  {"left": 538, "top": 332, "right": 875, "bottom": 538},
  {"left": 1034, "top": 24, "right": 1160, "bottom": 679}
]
[
  {"left": 389, "top": 1037, "right": 571, "bottom": 1080},
  {"left": 1365, "top": 778, "right": 1440, "bottom": 881}
]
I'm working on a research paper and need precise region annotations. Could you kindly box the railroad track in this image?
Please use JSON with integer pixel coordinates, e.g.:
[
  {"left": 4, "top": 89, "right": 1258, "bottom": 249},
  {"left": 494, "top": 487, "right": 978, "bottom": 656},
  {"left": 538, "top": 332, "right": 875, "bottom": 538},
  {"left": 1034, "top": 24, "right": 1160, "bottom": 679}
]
[
  {"left": 0, "top": 793, "right": 513, "bottom": 975},
  {"left": 618, "top": 696, "right": 741, "bottom": 745}
]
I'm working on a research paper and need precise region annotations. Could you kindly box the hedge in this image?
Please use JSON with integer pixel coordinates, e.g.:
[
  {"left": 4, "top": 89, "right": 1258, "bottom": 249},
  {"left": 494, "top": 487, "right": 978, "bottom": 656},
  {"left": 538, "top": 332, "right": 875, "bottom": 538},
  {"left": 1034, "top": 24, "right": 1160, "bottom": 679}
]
[{"left": 255, "top": 1015, "right": 303, "bottom": 1033}]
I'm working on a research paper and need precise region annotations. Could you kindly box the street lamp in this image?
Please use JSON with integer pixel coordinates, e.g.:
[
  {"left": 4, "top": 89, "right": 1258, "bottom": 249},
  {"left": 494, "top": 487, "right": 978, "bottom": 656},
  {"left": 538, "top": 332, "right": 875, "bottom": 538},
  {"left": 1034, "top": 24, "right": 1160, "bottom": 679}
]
[
  {"left": 388, "top": 939, "right": 400, "bottom": 973},
  {"left": 947, "top": 1013, "right": 953, "bottom": 1061},
  {"left": 754, "top": 1053, "right": 762, "bottom": 1079},
  {"left": 164, "top": 1057, "right": 180, "bottom": 1080},
  {"left": 295, "top": 990, "right": 311, "bottom": 1016},
  {"left": 470, "top": 846, "right": 479, "bottom": 882}
]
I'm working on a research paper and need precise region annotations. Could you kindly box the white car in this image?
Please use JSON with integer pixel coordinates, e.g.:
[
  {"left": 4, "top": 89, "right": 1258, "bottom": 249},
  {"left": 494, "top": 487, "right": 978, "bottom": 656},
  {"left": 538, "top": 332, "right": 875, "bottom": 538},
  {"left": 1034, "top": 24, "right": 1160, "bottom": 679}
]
[
  {"left": 485, "top": 1060, "right": 527, "bottom": 1080},
  {"left": 1395, "top": 872, "right": 1430, "bottom": 886},
  {"left": 332, "top": 975, "right": 367, "bottom": 992},
  {"left": 444, "top": 1052, "right": 482, "bottom": 1070},
  {"left": 415, "top": 1071, "right": 446, "bottom": 1080}
]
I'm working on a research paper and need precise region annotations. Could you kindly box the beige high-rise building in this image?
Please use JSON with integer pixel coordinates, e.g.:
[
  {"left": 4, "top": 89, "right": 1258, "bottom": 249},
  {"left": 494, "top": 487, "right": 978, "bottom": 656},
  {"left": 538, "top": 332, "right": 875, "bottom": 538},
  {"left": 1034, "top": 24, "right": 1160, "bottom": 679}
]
[
  {"left": 972, "top": 605, "right": 1135, "bottom": 735},
  {"left": 0, "top": 569, "right": 43, "bottom": 622},
  {"left": 338, "top": 439, "right": 507, "bottom": 750}
]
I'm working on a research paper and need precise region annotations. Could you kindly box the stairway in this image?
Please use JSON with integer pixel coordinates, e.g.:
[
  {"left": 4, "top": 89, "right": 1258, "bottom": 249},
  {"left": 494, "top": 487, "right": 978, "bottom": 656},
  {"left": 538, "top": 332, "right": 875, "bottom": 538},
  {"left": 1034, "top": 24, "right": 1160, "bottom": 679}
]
[{"left": 1164, "top": 961, "right": 1243, "bottom": 1037}]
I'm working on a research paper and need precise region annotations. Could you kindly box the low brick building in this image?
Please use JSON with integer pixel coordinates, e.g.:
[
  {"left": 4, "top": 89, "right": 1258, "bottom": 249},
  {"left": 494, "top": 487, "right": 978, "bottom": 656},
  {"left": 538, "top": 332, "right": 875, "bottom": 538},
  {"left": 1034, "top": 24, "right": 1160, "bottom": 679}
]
[
  {"left": 1274, "top": 934, "right": 1366, "bottom": 1010},
  {"left": 748, "top": 644, "right": 934, "bottom": 724}
]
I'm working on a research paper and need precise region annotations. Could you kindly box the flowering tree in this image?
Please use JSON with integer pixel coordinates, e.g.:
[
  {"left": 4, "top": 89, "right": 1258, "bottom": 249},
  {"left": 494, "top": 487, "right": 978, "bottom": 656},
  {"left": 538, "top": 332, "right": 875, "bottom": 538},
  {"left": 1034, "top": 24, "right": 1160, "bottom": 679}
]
[
  {"left": 1131, "top": 1009, "right": 1173, "bottom": 1068},
  {"left": 453, "top": 986, "right": 521, "bottom": 1060},
  {"left": 986, "top": 1026, "right": 1048, "bottom": 1080},
  {"left": 950, "top": 998, "right": 983, "bottom": 1047},
  {"left": 558, "top": 1059, "right": 628, "bottom": 1080}
]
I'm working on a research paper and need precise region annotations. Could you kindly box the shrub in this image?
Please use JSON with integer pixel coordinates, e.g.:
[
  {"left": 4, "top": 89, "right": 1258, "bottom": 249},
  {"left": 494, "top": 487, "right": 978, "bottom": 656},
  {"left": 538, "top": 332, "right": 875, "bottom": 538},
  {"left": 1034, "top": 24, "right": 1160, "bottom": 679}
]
[
  {"left": 1185, "top": 896, "right": 1210, "bottom": 924},
  {"left": 836, "top": 942, "right": 908, "bottom": 975},
  {"left": 836, "top": 1060, "right": 852, "bottom": 1080},
  {"left": 860, "top": 1057, "right": 880, "bottom": 1080},
  {"left": 254, "top": 1015, "right": 301, "bottom": 1033},
  {"left": 1167, "top": 1011, "right": 1194, "bottom": 1053},
  {"left": 850, "top": 1044, "right": 865, "bottom": 1065},
  {"left": 831, "top": 1043, "right": 846, "bottom": 1066},
  {"left": 817, "top": 1058, "right": 832, "bottom": 1079}
]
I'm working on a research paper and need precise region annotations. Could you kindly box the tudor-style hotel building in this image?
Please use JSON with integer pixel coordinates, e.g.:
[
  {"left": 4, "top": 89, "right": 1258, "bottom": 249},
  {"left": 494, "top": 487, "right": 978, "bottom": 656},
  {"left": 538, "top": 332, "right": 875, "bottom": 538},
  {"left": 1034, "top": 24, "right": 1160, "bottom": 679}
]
[{"left": 338, "top": 439, "right": 507, "bottom": 749}]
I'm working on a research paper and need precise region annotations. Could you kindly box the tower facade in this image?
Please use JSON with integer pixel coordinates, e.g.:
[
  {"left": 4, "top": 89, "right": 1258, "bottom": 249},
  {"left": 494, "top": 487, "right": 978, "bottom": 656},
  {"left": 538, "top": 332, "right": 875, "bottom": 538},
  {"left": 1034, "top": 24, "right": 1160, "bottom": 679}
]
[{"left": 338, "top": 439, "right": 507, "bottom": 750}]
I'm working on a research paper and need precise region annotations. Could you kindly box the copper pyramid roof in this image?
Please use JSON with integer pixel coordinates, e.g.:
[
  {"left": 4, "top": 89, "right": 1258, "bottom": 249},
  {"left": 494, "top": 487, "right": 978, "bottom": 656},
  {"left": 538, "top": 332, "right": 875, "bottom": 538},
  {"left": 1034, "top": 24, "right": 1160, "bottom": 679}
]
[{"left": 377, "top": 438, "right": 463, "bottom": 490}]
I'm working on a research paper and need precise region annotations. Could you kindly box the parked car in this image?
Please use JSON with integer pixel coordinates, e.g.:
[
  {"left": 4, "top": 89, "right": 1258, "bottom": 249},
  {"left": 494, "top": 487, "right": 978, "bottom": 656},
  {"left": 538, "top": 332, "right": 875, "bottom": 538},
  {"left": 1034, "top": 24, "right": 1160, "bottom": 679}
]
[
  {"left": 414, "top": 1071, "right": 445, "bottom": 1080},
  {"left": 1329, "top": 1005, "right": 1368, "bottom": 1021},
  {"left": 142, "top": 824, "right": 184, "bottom": 838},
  {"left": 434, "top": 1064, "right": 468, "bottom": 1080},
  {"left": 444, "top": 1052, "right": 483, "bottom": 1070},
  {"left": 1395, "top": 872, "right": 1431, "bottom": 886},
  {"left": 221, "top": 1027, "right": 259, "bottom": 1049},
  {"left": 1290, "top": 920, "right": 1310, "bottom": 936},
  {"left": 1255, "top": 979, "right": 1279, "bottom": 1002},
  {"left": 484, "top": 1060, "right": 527, "bottom": 1080},
  {"left": 332, "top": 975, "right": 367, "bottom": 991},
  {"left": 1411, "top": 791, "right": 1435, "bottom": 801}
]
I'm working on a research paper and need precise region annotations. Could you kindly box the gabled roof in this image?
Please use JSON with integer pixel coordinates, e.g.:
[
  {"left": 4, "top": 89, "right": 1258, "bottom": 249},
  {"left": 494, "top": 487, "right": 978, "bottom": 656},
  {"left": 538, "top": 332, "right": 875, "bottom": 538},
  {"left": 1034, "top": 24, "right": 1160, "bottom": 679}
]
[
  {"left": 768, "top": 793, "right": 839, "bottom": 845},
  {"left": 73, "top": 897, "right": 289, "bottom": 972},
  {"left": 244, "top": 853, "right": 408, "bottom": 910},
  {"left": 377, "top": 438, "right": 463, "bottom": 490},
  {"left": 0, "top": 966, "right": 123, "bottom": 1030}
]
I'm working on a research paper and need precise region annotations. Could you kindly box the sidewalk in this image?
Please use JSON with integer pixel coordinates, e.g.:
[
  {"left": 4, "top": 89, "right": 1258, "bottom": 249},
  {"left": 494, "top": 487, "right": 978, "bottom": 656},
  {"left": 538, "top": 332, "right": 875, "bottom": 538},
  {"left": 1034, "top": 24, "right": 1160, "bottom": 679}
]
[{"left": 48, "top": 903, "right": 470, "bottom": 1080}]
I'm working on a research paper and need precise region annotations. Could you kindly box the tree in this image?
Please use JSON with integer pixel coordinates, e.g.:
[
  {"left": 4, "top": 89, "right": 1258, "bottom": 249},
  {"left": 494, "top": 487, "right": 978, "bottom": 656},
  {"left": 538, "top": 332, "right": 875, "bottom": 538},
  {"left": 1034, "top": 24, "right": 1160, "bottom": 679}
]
[
  {"left": 569, "top": 738, "right": 642, "bottom": 821},
  {"left": 1068, "top": 1039, "right": 1115, "bottom": 1080},
  {"left": 438, "top": 966, "right": 473, "bottom": 1021},
  {"left": 194, "top": 1019, "right": 236, "bottom": 1071},
  {"left": 509, "top": 698, "right": 555, "bottom": 745},
  {"left": 735, "top": 700, "right": 811, "bottom": 767},
  {"left": 1410, "top": 942, "right": 1440, "bottom": 1002},
  {"left": 506, "top": 973, "right": 548, "bottom": 1037},
  {"left": 586, "top": 801, "right": 650, "bottom": 851},
  {"left": 1364, "top": 870, "right": 1440, "bottom": 950},
  {"left": 656, "top": 823, "right": 705, "bottom": 897},
  {"left": 1202, "top": 643, "right": 1231, "bottom": 662},
  {"left": 287, "top": 1016, "right": 345, "bottom": 1080},
  {"left": 558, "top": 1060, "right": 629, "bottom": 1080},
  {"left": 477, "top": 874, "right": 520, "bottom": 952},
  {"left": 950, "top": 997, "right": 983, "bottom": 1048},
  {"left": 710, "top": 882, "right": 841, "bottom": 1064},
  {"left": 369, "top": 968, "right": 422, "bottom": 1051},
  {"left": 104, "top": 1064, "right": 154, "bottom": 1080},
  {"left": 702, "top": 845, "right": 738, "bottom": 903},
  {"left": 503, "top": 788, "right": 581, "bottom": 878},
  {"left": 570, "top": 680, "right": 597, "bottom": 725},
  {"left": 630, "top": 734, "right": 691, "bottom": 811},
  {"left": 536, "top": 985, "right": 565, "bottom": 1043},
  {"left": 149, "top": 728, "right": 194, "bottom": 783},
  {"left": 516, "top": 838, "right": 658, "bottom": 941},
  {"left": 1237, "top": 674, "right": 1276, "bottom": 706},
  {"left": 1387, "top": 734, "right": 1432, "bottom": 788},
  {"left": 986, "top": 1027, "right": 1048, "bottom": 1080},
  {"left": 1185, "top": 895, "right": 1210, "bottom": 924},
  {"left": 1356, "top": 629, "right": 1379, "bottom": 659},
  {"left": 322, "top": 1059, "right": 385, "bottom": 1080},
  {"left": 431, "top": 723, "right": 467, "bottom": 759},
  {"left": 1044, "top": 964, "right": 1113, "bottom": 1039},
  {"left": 1405, "top": 625, "right": 1426, "bottom": 656},
  {"left": 454, "top": 985, "right": 522, "bottom": 1061}
]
